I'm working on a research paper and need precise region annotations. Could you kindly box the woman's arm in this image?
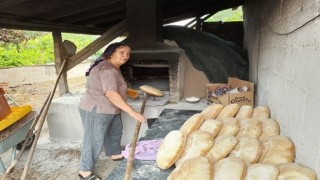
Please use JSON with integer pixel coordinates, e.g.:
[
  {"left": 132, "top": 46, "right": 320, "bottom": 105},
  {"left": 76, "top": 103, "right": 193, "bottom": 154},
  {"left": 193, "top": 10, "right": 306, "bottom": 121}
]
[{"left": 105, "top": 90, "right": 145, "bottom": 123}]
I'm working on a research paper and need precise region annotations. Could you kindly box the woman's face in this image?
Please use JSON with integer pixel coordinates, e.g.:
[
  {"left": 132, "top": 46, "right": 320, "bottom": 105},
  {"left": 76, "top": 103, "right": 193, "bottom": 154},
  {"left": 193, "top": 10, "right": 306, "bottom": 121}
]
[{"left": 109, "top": 45, "right": 131, "bottom": 68}]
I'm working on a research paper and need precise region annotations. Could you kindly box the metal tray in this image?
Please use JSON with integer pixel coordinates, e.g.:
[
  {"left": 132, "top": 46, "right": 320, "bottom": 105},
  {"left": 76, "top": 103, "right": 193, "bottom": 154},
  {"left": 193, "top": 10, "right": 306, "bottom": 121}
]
[{"left": 0, "top": 111, "right": 37, "bottom": 154}]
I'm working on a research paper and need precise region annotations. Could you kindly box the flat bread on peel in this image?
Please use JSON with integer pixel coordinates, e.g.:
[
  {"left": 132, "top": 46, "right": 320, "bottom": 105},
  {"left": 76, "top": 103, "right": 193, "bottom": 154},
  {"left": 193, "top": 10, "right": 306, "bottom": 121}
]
[
  {"left": 139, "top": 85, "right": 163, "bottom": 97},
  {"left": 156, "top": 130, "right": 186, "bottom": 169}
]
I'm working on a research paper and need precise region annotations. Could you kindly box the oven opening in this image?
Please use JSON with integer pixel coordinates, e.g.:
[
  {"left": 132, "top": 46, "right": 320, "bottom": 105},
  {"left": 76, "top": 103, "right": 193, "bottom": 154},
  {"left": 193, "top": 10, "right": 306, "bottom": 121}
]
[{"left": 122, "top": 59, "right": 170, "bottom": 91}]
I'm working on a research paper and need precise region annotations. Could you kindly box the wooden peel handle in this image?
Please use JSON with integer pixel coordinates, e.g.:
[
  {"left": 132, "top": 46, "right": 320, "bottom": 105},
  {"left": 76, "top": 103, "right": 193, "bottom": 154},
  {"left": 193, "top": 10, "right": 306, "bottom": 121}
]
[{"left": 124, "top": 94, "right": 147, "bottom": 180}]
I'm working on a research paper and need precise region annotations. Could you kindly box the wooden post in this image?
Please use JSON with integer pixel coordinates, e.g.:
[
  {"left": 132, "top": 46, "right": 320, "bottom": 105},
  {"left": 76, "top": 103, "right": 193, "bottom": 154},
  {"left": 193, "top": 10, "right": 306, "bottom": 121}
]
[{"left": 52, "top": 31, "right": 69, "bottom": 96}]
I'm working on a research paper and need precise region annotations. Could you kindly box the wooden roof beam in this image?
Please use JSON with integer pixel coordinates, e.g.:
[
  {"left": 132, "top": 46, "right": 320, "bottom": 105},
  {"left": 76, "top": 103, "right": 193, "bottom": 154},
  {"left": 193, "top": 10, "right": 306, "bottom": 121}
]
[
  {"left": 43, "top": 0, "right": 121, "bottom": 21},
  {"left": 62, "top": 2, "right": 125, "bottom": 24},
  {"left": 0, "top": 0, "right": 28, "bottom": 10},
  {"left": 0, "top": 15, "right": 104, "bottom": 34},
  {"left": 66, "top": 19, "right": 127, "bottom": 70}
]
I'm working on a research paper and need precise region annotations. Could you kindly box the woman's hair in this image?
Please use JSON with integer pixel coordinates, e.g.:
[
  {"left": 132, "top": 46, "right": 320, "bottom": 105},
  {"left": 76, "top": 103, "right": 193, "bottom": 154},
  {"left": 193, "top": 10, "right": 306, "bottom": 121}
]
[
  {"left": 85, "top": 42, "right": 128, "bottom": 76},
  {"left": 102, "top": 42, "right": 128, "bottom": 60}
]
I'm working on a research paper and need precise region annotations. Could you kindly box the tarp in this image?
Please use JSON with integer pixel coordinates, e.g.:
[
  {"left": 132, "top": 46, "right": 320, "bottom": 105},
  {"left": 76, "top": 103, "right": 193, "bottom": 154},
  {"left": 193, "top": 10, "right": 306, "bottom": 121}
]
[{"left": 163, "top": 26, "right": 249, "bottom": 83}]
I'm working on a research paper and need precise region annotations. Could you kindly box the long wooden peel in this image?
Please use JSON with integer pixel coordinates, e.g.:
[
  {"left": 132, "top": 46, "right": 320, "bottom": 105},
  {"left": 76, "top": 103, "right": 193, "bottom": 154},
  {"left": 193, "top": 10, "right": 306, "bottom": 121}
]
[
  {"left": 124, "top": 85, "right": 163, "bottom": 180},
  {"left": 20, "top": 59, "right": 68, "bottom": 180}
]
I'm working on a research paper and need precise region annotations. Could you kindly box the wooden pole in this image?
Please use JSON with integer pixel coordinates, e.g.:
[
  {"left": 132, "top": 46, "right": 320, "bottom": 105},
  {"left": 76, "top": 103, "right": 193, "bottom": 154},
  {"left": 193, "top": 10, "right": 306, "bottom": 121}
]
[
  {"left": 20, "top": 59, "right": 68, "bottom": 180},
  {"left": 124, "top": 93, "right": 147, "bottom": 180}
]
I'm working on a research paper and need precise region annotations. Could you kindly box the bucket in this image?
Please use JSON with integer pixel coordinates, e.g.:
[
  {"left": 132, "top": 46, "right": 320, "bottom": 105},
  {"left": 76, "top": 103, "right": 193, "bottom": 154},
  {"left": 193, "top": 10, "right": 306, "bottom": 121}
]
[{"left": 0, "top": 87, "right": 12, "bottom": 120}]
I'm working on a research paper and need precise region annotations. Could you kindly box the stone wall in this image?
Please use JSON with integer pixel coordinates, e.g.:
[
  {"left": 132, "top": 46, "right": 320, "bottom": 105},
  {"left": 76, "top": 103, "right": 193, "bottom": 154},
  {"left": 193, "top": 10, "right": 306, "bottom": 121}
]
[
  {"left": 243, "top": 0, "right": 320, "bottom": 175},
  {"left": 0, "top": 62, "right": 91, "bottom": 86}
]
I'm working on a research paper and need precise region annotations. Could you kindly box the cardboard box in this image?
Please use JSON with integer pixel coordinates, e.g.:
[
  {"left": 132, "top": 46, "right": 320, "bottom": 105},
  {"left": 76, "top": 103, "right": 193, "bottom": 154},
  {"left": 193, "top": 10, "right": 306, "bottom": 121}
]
[{"left": 206, "top": 77, "right": 254, "bottom": 106}]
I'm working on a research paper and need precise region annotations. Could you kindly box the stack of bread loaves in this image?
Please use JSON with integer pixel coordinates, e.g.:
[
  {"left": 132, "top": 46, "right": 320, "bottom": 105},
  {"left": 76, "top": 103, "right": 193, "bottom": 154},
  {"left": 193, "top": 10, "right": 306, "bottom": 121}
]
[{"left": 156, "top": 104, "right": 317, "bottom": 180}]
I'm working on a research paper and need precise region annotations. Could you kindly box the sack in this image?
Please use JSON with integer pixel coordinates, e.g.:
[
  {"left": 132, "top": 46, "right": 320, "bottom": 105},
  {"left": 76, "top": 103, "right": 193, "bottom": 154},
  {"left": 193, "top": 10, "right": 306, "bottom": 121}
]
[{"left": 0, "top": 87, "right": 12, "bottom": 120}]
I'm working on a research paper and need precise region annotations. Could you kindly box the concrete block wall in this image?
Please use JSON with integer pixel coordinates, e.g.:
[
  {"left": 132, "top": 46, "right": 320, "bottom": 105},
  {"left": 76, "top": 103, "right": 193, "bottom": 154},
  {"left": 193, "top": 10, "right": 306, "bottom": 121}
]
[
  {"left": 243, "top": 0, "right": 320, "bottom": 175},
  {"left": 0, "top": 62, "right": 91, "bottom": 86}
]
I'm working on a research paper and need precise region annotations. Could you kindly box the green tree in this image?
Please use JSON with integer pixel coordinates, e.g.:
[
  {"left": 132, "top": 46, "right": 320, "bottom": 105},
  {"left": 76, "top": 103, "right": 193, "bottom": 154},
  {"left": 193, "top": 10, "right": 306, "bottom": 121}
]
[
  {"left": 206, "top": 7, "right": 243, "bottom": 22},
  {"left": 0, "top": 30, "right": 98, "bottom": 67}
]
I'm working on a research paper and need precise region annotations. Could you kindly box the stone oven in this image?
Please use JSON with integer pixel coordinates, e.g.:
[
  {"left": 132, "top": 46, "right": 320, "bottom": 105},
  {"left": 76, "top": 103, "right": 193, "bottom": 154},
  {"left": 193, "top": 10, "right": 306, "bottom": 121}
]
[{"left": 124, "top": 0, "right": 186, "bottom": 102}]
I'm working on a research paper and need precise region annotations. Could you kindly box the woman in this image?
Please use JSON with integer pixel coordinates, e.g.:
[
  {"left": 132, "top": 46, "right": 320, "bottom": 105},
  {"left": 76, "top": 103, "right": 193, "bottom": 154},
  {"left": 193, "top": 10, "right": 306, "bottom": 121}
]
[{"left": 78, "top": 42, "right": 145, "bottom": 180}]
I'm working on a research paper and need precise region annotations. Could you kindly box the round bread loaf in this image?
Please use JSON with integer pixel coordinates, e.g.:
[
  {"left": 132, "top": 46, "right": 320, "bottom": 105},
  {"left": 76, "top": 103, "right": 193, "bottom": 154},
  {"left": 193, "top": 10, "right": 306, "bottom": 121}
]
[
  {"left": 259, "top": 118, "right": 280, "bottom": 141},
  {"left": 229, "top": 136, "right": 262, "bottom": 165},
  {"left": 245, "top": 163, "right": 279, "bottom": 180},
  {"left": 236, "top": 118, "right": 262, "bottom": 138},
  {"left": 198, "top": 119, "right": 222, "bottom": 138},
  {"left": 258, "top": 136, "right": 295, "bottom": 164},
  {"left": 168, "top": 156, "right": 213, "bottom": 180},
  {"left": 216, "top": 104, "right": 240, "bottom": 120},
  {"left": 139, "top": 85, "right": 163, "bottom": 97},
  {"left": 206, "top": 135, "right": 238, "bottom": 164},
  {"left": 175, "top": 130, "right": 213, "bottom": 166},
  {"left": 235, "top": 105, "right": 253, "bottom": 119},
  {"left": 200, "top": 104, "right": 224, "bottom": 120},
  {"left": 252, "top": 106, "right": 270, "bottom": 119},
  {"left": 156, "top": 130, "right": 187, "bottom": 169},
  {"left": 277, "top": 163, "right": 317, "bottom": 180},
  {"left": 180, "top": 113, "right": 204, "bottom": 136},
  {"left": 213, "top": 157, "right": 246, "bottom": 180},
  {"left": 217, "top": 118, "right": 240, "bottom": 137}
]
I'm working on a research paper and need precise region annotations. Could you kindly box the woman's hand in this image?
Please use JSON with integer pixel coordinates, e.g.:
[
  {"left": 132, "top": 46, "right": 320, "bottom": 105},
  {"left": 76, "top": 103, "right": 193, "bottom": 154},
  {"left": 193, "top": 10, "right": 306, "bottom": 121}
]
[
  {"left": 105, "top": 90, "right": 146, "bottom": 123},
  {"left": 128, "top": 110, "right": 145, "bottom": 123}
]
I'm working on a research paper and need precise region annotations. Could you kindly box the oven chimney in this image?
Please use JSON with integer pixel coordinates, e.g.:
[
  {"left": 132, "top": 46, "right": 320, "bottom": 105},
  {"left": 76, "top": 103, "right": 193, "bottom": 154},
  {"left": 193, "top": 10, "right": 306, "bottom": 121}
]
[
  {"left": 125, "top": 0, "right": 183, "bottom": 103},
  {"left": 126, "top": 0, "right": 163, "bottom": 48}
]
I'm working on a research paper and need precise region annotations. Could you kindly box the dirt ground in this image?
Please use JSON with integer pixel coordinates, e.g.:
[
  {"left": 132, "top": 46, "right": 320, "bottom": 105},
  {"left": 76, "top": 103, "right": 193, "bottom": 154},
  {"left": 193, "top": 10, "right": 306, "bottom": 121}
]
[{"left": 0, "top": 77, "right": 120, "bottom": 180}]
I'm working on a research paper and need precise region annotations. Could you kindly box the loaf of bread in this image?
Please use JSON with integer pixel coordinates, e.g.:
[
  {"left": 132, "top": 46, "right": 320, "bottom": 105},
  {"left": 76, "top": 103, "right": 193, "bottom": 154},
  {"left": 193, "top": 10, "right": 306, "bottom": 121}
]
[
  {"left": 258, "top": 136, "right": 295, "bottom": 164},
  {"left": 156, "top": 130, "right": 187, "bottom": 169},
  {"left": 200, "top": 104, "right": 224, "bottom": 120},
  {"left": 217, "top": 118, "right": 240, "bottom": 137},
  {"left": 213, "top": 157, "right": 246, "bottom": 180},
  {"left": 217, "top": 104, "right": 240, "bottom": 120},
  {"left": 139, "top": 85, "right": 163, "bottom": 97},
  {"left": 175, "top": 130, "right": 213, "bottom": 166},
  {"left": 245, "top": 163, "right": 279, "bottom": 180},
  {"left": 206, "top": 135, "right": 238, "bottom": 164},
  {"left": 167, "top": 156, "right": 213, "bottom": 180},
  {"left": 277, "top": 163, "right": 317, "bottom": 180},
  {"left": 259, "top": 118, "right": 280, "bottom": 141},
  {"left": 198, "top": 119, "right": 222, "bottom": 138},
  {"left": 235, "top": 105, "right": 253, "bottom": 119},
  {"left": 252, "top": 106, "right": 270, "bottom": 119},
  {"left": 229, "top": 136, "right": 262, "bottom": 165},
  {"left": 236, "top": 118, "right": 262, "bottom": 139},
  {"left": 180, "top": 113, "right": 205, "bottom": 136}
]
